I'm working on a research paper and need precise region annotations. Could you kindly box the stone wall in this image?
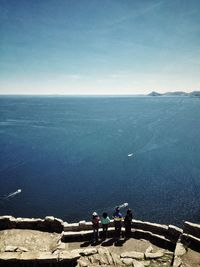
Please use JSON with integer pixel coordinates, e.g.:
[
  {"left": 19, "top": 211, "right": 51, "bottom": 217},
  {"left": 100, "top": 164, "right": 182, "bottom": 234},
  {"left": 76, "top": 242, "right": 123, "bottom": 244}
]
[
  {"left": 181, "top": 221, "right": 200, "bottom": 252},
  {"left": 63, "top": 219, "right": 182, "bottom": 246},
  {"left": 0, "top": 216, "right": 64, "bottom": 233},
  {"left": 0, "top": 215, "right": 200, "bottom": 253}
]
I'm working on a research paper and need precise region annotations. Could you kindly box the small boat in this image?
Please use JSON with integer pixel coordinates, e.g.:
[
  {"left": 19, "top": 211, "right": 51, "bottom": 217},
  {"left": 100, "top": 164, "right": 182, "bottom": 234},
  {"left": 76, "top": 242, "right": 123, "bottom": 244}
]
[{"left": 127, "top": 153, "right": 133, "bottom": 157}]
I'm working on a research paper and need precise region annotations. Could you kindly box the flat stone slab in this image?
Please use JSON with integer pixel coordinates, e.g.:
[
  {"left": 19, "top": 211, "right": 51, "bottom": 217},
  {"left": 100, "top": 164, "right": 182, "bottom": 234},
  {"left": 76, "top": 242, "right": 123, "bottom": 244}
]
[
  {"left": 145, "top": 250, "right": 164, "bottom": 259},
  {"left": 80, "top": 248, "right": 97, "bottom": 256},
  {"left": 59, "top": 250, "right": 80, "bottom": 260},
  {"left": 121, "top": 251, "right": 144, "bottom": 260},
  {"left": 133, "top": 259, "right": 145, "bottom": 267},
  {"left": 173, "top": 256, "right": 182, "bottom": 267},
  {"left": 20, "top": 252, "right": 63, "bottom": 262},
  {"left": 0, "top": 252, "right": 21, "bottom": 261},
  {"left": 121, "top": 258, "right": 134, "bottom": 265},
  {"left": 0, "top": 229, "right": 61, "bottom": 252},
  {"left": 175, "top": 242, "right": 186, "bottom": 256}
]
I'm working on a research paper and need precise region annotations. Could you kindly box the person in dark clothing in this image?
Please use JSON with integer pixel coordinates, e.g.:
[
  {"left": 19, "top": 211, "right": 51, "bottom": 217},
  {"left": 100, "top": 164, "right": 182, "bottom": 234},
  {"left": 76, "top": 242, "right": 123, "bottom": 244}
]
[
  {"left": 92, "top": 212, "right": 100, "bottom": 243},
  {"left": 124, "top": 208, "right": 133, "bottom": 238},
  {"left": 113, "top": 207, "right": 123, "bottom": 239}
]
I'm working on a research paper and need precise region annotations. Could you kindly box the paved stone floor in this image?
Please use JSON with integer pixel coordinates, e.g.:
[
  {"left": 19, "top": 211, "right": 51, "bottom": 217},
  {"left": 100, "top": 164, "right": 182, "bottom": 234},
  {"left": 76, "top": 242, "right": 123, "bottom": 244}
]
[{"left": 0, "top": 229, "right": 199, "bottom": 266}]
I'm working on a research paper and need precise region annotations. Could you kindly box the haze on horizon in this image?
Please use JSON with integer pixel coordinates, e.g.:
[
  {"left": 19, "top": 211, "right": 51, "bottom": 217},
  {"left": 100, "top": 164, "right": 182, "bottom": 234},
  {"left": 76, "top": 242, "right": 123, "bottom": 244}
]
[{"left": 0, "top": 0, "right": 200, "bottom": 95}]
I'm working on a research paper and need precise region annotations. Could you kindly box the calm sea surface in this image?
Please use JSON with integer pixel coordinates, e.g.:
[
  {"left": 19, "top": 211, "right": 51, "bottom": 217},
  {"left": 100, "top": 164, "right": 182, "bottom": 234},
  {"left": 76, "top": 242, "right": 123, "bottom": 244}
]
[{"left": 0, "top": 96, "right": 200, "bottom": 226}]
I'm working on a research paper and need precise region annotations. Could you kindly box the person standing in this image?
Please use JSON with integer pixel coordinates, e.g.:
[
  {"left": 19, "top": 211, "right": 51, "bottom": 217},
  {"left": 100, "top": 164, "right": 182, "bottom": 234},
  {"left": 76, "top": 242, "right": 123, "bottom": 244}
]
[
  {"left": 124, "top": 209, "right": 133, "bottom": 238},
  {"left": 101, "top": 212, "right": 110, "bottom": 239},
  {"left": 92, "top": 212, "right": 100, "bottom": 243},
  {"left": 113, "top": 207, "right": 123, "bottom": 239}
]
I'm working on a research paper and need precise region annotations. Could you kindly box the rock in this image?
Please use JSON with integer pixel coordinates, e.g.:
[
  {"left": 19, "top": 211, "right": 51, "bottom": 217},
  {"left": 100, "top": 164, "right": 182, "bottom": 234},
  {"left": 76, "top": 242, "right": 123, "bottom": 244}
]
[
  {"left": 77, "top": 258, "right": 90, "bottom": 267},
  {"left": 70, "top": 250, "right": 82, "bottom": 259},
  {"left": 141, "top": 260, "right": 151, "bottom": 266},
  {"left": 145, "top": 245, "right": 153, "bottom": 253},
  {"left": 70, "top": 249, "right": 83, "bottom": 256},
  {"left": 5, "top": 245, "right": 28, "bottom": 252},
  {"left": 97, "top": 247, "right": 113, "bottom": 265},
  {"left": 173, "top": 256, "right": 182, "bottom": 267},
  {"left": 0, "top": 252, "right": 21, "bottom": 261},
  {"left": 122, "top": 258, "right": 134, "bottom": 265},
  {"left": 4, "top": 246, "right": 18, "bottom": 252},
  {"left": 79, "top": 220, "right": 86, "bottom": 225},
  {"left": 20, "top": 252, "right": 41, "bottom": 261},
  {"left": 16, "top": 246, "right": 29, "bottom": 252},
  {"left": 16, "top": 218, "right": 44, "bottom": 230},
  {"left": 0, "top": 216, "right": 16, "bottom": 230},
  {"left": 80, "top": 248, "right": 97, "bottom": 256},
  {"left": 36, "top": 252, "right": 58, "bottom": 262},
  {"left": 121, "top": 251, "right": 144, "bottom": 260},
  {"left": 56, "top": 242, "right": 66, "bottom": 250},
  {"left": 164, "top": 251, "right": 174, "bottom": 256},
  {"left": 174, "top": 242, "right": 186, "bottom": 256},
  {"left": 111, "top": 252, "right": 122, "bottom": 266},
  {"left": 133, "top": 259, "right": 145, "bottom": 267},
  {"left": 97, "top": 247, "right": 109, "bottom": 255},
  {"left": 45, "top": 216, "right": 55, "bottom": 221},
  {"left": 59, "top": 251, "right": 80, "bottom": 260},
  {"left": 88, "top": 254, "right": 101, "bottom": 264},
  {"left": 44, "top": 216, "right": 64, "bottom": 233},
  {"left": 104, "top": 251, "right": 113, "bottom": 265},
  {"left": 145, "top": 250, "right": 164, "bottom": 259}
]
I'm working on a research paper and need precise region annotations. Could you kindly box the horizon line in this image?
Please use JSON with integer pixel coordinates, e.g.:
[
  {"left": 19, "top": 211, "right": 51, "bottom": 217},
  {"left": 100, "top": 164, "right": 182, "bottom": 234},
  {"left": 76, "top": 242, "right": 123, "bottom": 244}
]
[{"left": 0, "top": 89, "right": 199, "bottom": 97}]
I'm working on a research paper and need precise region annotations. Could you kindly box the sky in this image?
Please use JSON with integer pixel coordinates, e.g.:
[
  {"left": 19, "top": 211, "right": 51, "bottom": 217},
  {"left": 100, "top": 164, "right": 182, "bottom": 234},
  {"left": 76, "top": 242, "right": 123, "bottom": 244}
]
[{"left": 0, "top": 0, "right": 200, "bottom": 95}]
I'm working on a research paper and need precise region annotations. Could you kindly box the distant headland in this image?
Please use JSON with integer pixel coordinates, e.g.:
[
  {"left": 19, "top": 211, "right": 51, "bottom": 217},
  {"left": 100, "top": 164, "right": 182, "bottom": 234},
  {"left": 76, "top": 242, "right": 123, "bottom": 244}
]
[{"left": 147, "top": 91, "right": 200, "bottom": 97}]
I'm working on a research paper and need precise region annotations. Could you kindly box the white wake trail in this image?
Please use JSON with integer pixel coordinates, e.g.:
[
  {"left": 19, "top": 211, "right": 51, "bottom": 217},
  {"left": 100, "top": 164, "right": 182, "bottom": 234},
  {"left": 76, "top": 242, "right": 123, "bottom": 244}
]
[{"left": 0, "top": 189, "right": 22, "bottom": 200}]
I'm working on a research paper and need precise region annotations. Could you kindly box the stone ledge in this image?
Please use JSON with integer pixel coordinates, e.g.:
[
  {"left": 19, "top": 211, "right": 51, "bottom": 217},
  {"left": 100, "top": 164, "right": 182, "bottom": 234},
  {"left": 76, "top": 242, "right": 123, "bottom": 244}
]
[
  {"left": 132, "top": 229, "right": 175, "bottom": 251},
  {"left": 132, "top": 220, "right": 168, "bottom": 236},
  {"left": 0, "top": 216, "right": 64, "bottom": 233},
  {"left": 183, "top": 221, "right": 200, "bottom": 239},
  {"left": 181, "top": 233, "right": 200, "bottom": 252},
  {"left": 167, "top": 225, "right": 183, "bottom": 241},
  {"left": 62, "top": 228, "right": 116, "bottom": 242},
  {"left": 0, "top": 251, "right": 81, "bottom": 262}
]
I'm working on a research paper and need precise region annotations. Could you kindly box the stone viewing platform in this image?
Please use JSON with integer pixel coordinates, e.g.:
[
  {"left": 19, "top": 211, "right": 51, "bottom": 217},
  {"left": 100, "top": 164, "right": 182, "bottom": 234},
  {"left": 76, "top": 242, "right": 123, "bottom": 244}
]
[{"left": 0, "top": 216, "right": 200, "bottom": 266}]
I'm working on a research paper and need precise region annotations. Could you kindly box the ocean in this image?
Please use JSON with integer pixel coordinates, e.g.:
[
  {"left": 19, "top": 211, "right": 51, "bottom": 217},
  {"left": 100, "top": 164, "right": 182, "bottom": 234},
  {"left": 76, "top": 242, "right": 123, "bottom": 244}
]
[{"left": 0, "top": 96, "right": 200, "bottom": 226}]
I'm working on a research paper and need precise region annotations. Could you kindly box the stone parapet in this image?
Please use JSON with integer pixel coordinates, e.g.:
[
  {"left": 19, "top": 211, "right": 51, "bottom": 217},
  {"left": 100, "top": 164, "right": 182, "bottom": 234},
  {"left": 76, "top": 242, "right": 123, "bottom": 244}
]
[
  {"left": 181, "top": 233, "right": 200, "bottom": 252},
  {"left": 1, "top": 215, "right": 200, "bottom": 252},
  {"left": 0, "top": 216, "right": 64, "bottom": 233},
  {"left": 167, "top": 225, "right": 183, "bottom": 241},
  {"left": 183, "top": 221, "right": 200, "bottom": 238},
  {"left": 132, "top": 220, "right": 168, "bottom": 236},
  {"left": 64, "top": 219, "right": 182, "bottom": 244}
]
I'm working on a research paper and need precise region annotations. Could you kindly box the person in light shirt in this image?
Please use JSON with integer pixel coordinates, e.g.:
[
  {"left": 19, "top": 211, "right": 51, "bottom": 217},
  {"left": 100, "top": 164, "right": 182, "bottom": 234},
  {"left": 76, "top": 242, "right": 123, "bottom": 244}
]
[{"left": 101, "top": 212, "right": 110, "bottom": 239}]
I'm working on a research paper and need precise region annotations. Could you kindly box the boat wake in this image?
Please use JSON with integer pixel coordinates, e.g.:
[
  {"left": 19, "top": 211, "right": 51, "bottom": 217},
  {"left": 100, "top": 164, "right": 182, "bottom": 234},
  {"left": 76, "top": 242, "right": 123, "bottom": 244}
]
[{"left": 0, "top": 189, "right": 22, "bottom": 201}]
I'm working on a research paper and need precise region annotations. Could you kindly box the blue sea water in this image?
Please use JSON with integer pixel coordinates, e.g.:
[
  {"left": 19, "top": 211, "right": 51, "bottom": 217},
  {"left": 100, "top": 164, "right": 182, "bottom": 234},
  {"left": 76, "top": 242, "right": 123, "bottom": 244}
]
[{"left": 0, "top": 96, "right": 200, "bottom": 226}]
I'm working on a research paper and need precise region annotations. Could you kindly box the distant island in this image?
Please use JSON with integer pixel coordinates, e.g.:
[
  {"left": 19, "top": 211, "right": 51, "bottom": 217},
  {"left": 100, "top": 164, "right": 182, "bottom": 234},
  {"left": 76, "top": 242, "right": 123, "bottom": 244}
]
[{"left": 147, "top": 91, "right": 200, "bottom": 97}]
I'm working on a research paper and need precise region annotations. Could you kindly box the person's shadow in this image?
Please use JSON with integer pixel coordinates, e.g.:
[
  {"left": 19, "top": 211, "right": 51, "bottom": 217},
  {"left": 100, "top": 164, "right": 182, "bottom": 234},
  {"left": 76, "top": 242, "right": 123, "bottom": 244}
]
[
  {"left": 114, "top": 239, "right": 126, "bottom": 246},
  {"left": 80, "top": 241, "right": 92, "bottom": 247},
  {"left": 101, "top": 238, "right": 115, "bottom": 246}
]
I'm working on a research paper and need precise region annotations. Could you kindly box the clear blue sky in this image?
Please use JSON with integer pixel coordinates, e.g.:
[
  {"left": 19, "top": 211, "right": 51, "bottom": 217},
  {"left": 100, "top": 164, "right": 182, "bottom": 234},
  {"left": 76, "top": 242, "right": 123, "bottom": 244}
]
[{"left": 0, "top": 0, "right": 200, "bottom": 95}]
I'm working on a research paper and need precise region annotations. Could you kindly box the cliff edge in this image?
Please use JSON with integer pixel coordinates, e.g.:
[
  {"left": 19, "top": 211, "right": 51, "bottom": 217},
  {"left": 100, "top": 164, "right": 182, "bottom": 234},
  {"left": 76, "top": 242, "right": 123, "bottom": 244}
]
[{"left": 0, "top": 216, "right": 200, "bottom": 266}]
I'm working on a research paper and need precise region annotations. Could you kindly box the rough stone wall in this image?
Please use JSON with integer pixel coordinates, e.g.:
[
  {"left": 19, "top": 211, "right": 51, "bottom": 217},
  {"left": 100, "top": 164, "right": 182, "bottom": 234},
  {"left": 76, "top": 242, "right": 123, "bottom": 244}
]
[
  {"left": 0, "top": 216, "right": 64, "bottom": 233},
  {"left": 181, "top": 221, "right": 200, "bottom": 252},
  {"left": 0, "top": 216, "right": 200, "bottom": 250}
]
